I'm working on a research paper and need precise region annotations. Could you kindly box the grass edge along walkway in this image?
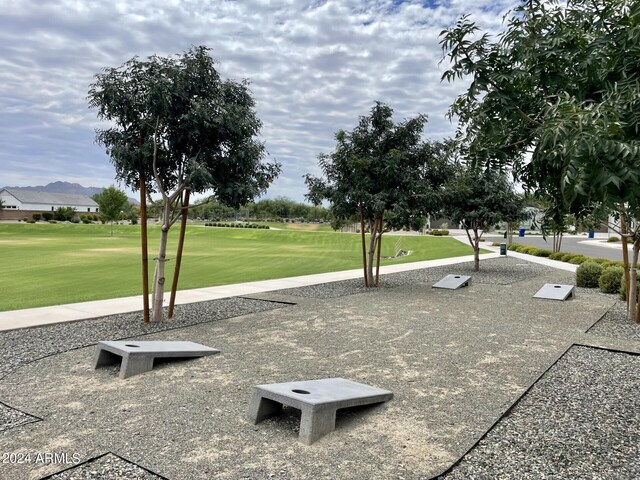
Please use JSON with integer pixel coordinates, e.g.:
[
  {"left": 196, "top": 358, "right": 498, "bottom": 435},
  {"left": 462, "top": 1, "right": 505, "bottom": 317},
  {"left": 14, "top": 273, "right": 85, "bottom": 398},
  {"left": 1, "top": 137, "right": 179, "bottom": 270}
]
[{"left": 0, "top": 223, "right": 483, "bottom": 311}]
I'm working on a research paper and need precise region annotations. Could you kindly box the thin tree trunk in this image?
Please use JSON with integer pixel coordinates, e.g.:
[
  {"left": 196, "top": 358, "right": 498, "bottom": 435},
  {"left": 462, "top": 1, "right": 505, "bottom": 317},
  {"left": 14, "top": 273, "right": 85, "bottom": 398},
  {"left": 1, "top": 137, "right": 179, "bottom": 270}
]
[
  {"left": 359, "top": 204, "right": 368, "bottom": 288},
  {"left": 168, "top": 189, "right": 190, "bottom": 319},
  {"left": 473, "top": 228, "right": 480, "bottom": 271},
  {"left": 139, "top": 175, "right": 150, "bottom": 324},
  {"left": 151, "top": 203, "right": 171, "bottom": 322},
  {"left": 375, "top": 215, "right": 383, "bottom": 286},
  {"left": 620, "top": 217, "right": 630, "bottom": 312},
  {"left": 629, "top": 239, "right": 639, "bottom": 323},
  {"left": 367, "top": 218, "right": 378, "bottom": 287}
]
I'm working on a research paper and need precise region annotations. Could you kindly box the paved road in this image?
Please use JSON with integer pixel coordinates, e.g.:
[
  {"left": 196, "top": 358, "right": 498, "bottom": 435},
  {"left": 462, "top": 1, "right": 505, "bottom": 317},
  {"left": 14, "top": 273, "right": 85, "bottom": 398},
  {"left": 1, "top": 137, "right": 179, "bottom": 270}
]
[{"left": 484, "top": 234, "right": 628, "bottom": 262}]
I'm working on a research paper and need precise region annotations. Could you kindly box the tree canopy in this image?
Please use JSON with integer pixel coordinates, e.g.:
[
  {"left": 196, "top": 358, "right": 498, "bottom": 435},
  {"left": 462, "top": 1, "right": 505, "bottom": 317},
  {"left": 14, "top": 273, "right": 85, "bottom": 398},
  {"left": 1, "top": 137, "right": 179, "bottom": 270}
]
[
  {"left": 305, "top": 102, "right": 453, "bottom": 286},
  {"left": 442, "top": 163, "right": 527, "bottom": 270},
  {"left": 93, "top": 186, "right": 129, "bottom": 236},
  {"left": 89, "top": 46, "right": 280, "bottom": 321}
]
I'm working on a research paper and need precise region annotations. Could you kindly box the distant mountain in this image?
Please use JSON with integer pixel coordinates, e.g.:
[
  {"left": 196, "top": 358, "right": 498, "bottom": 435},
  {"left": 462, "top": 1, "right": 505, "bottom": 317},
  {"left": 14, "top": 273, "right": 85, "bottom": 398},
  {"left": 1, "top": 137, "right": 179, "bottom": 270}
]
[{"left": 2, "top": 181, "right": 139, "bottom": 204}]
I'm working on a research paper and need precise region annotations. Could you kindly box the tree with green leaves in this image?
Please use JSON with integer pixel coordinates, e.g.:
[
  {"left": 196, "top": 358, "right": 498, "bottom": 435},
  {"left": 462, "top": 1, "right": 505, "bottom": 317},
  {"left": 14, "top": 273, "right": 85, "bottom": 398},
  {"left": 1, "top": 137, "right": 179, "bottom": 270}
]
[
  {"left": 93, "top": 186, "right": 129, "bottom": 236},
  {"left": 442, "top": 163, "right": 527, "bottom": 271},
  {"left": 305, "top": 102, "right": 453, "bottom": 287},
  {"left": 0, "top": 198, "right": 4, "bottom": 211},
  {"left": 89, "top": 46, "right": 280, "bottom": 322},
  {"left": 440, "top": 0, "right": 640, "bottom": 322}
]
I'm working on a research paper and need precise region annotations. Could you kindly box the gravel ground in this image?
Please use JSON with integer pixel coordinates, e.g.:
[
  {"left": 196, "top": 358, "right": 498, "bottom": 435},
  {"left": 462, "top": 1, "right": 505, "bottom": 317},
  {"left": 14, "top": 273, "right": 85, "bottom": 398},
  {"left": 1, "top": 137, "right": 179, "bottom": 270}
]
[
  {"left": 275, "top": 257, "right": 571, "bottom": 298},
  {"left": 0, "top": 297, "right": 286, "bottom": 382},
  {"left": 441, "top": 345, "right": 640, "bottom": 479},
  {"left": 587, "top": 301, "right": 640, "bottom": 341},
  {"left": 0, "top": 402, "right": 39, "bottom": 432},
  {"left": 0, "top": 297, "right": 287, "bottom": 432},
  {"left": 46, "top": 453, "right": 164, "bottom": 480}
]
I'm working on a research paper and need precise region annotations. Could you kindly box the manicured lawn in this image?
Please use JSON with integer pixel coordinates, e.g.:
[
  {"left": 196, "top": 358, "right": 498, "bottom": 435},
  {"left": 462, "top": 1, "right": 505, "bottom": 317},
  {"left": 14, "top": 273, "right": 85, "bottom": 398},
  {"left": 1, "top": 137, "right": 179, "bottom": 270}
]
[
  {"left": 252, "top": 221, "right": 334, "bottom": 232},
  {"left": 0, "top": 223, "right": 479, "bottom": 311}
]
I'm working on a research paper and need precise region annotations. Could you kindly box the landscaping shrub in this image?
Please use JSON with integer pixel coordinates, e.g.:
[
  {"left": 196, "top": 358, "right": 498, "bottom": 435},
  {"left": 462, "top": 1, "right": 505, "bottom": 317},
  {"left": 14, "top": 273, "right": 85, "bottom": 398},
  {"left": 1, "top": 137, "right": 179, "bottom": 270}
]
[
  {"left": 549, "top": 252, "right": 564, "bottom": 261},
  {"left": 607, "top": 236, "right": 620, "bottom": 242},
  {"left": 508, "top": 243, "right": 519, "bottom": 251},
  {"left": 599, "top": 267, "right": 624, "bottom": 294},
  {"left": 568, "top": 254, "right": 587, "bottom": 265},
  {"left": 576, "top": 261, "right": 603, "bottom": 288},
  {"left": 22, "top": 217, "right": 29, "bottom": 222},
  {"left": 532, "top": 248, "right": 552, "bottom": 257},
  {"left": 32, "top": 213, "right": 41, "bottom": 221},
  {"left": 591, "top": 258, "right": 610, "bottom": 265},
  {"left": 42, "top": 212, "right": 53, "bottom": 221},
  {"left": 27, "top": 220, "right": 36, "bottom": 223},
  {"left": 560, "top": 253, "right": 576, "bottom": 262},
  {"left": 49, "top": 220, "right": 57, "bottom": 224},
  {"left": 620, "top": 275, "right": 640, "bottom": 301},
  {"left": 492, "top": 242, "right": 501, "bottom": 247}
]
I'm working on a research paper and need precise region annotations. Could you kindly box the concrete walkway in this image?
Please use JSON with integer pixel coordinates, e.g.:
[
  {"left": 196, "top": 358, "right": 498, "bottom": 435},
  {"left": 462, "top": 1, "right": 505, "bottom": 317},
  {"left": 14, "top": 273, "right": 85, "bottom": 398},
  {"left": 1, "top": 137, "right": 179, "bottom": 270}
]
[{"left": 0, "top": 251, "right": 500, "bottom": 332}]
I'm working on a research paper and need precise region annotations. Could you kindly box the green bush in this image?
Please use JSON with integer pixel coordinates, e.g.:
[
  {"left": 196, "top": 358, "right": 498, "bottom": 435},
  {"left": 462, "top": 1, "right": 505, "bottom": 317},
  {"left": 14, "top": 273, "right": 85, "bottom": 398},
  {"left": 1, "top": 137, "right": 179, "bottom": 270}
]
[
  {"left": 607, "top": 236, "right": 620, "bottom": 242},
  {"left": 27, "top": 219, "right": 36, "bottom": 223},
  {"left": 576, "top": 261, "right": 604, "bottom": 288},
  {"left": 599, "top": 267, "right": 624, "bottom": 294},
  {"left": 492, "top": 242, "right": 501, "bottom": 247},
  {"left": 508, "top": 243, "right": 519, "bottom": 251},
  {"left": 591, "top": 258, "right": 610, "bottom": 265},
  {"left": 619, "top": 275, "right": 640, "bottom": 301},
  {"left": 549, "top": 252, "right": 564, "bottom": 261},
  {"left": 568, "top": 254, "right": 587, "bottom": 265},
  {"left": 32, "top": 213, "right": 41, "bottom": 221},
  {"left": 42, "top": 212, "right": 53, "bottom": 221},
  {"left": 560, "top": 253, "right": 576, "bottom": 262},
  {"left": 532, "top": 248, "right": 552, "bottom": 257}
]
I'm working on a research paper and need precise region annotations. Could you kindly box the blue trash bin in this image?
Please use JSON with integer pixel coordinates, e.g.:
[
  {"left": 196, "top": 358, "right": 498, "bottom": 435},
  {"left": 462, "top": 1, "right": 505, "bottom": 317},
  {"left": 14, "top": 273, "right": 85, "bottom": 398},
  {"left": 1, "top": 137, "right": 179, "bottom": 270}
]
[
  {"left": 519, "top": 228, "right": 525, "bottom": 237},
  {"left": 588, "top": 230, "right": 595, "bottom": 239}
]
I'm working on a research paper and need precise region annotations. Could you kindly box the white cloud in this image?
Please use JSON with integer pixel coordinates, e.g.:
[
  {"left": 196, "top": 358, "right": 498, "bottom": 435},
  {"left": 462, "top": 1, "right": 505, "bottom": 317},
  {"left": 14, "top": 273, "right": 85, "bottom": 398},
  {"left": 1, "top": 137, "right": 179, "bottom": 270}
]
[{"left": 0, "top": 0, "right": 516, "bottom": 201}]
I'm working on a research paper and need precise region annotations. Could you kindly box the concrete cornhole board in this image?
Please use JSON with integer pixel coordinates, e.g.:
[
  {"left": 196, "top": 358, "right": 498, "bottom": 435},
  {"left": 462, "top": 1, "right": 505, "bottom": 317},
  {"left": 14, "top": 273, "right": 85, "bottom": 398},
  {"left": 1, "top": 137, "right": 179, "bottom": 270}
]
[
  {"left": 432, "top": 274, "right": 472, "bottom": 290},
  {"left": 248, "top": 377, "right": 393, "bottom": 445},
  {"left": 534, "top": 284, "right": 575, "bottom": 301},
  {"left": 93, "top": 341, "right": 220, "bottom": 379}
]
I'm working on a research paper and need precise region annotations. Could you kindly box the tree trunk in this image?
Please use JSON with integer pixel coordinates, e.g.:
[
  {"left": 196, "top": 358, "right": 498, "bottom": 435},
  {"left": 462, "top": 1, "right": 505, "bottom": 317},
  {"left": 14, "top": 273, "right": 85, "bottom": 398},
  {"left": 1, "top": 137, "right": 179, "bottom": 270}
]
[
  {"left": 620, "top": 217, "right": 630, "bottom": 312},
  {"left": 139, "top": 175, "right": 150, "bottom": 324},
  {"left": 151, "top": 204, "right": 171, "bottom": 322},
  {"left": 375, "top": 215, "right": 383, "bottom": 286},
  {"left": 473, "top": 228, "right": 480, "bottom": 271},
  {"left": 628, "top": 239, "right": 639, "bottom": 323},
  {"left": 168, "top": 189, "right": 190, "bottom": 319},
  {"left": 359, "top": 204, "right": 368, "bottom": 288},
  {"left": 366, "top": 218, "right": 378, "bottom": 287}
]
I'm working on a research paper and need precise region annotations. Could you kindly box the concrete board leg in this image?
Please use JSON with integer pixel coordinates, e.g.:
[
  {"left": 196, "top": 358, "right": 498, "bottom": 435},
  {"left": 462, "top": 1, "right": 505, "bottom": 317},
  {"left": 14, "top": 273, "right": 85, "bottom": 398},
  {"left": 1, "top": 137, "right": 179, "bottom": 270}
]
[
  {"left": 299, "top": 406, "right": 337, "bottom": 445},
  {"left": 248, "top": 393, "right": 282, "bottom": 424},
  {"left": 119, "top": 354, "right": 154, "bottom": 379},
  {"left": 93, "top": 349, "right": 121, "bottom": 369}
]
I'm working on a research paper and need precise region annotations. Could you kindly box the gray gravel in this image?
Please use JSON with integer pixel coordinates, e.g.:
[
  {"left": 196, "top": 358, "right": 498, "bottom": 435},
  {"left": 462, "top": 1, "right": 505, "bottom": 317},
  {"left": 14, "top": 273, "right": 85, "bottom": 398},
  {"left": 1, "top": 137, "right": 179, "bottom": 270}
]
[
  {"left": 47, "top": 453, "right": 163, "bottom": 480},
  {"left": 275, "top": 257, "right": 566, "bottom": 298},
  {"left": 587, "top": 301, "right": 640, "bottom": 342},
  {"left": 0, "top": 402, "right": 39, "bottom": 432},
  {"left": 441, "top": 345, "right": 640, "bottom": 479},
  {"left": 0, "top": 297, "right": 287, "bottom": 432},
  {"left": 0, "top": 297, "right": 286, "bottom": 381}
]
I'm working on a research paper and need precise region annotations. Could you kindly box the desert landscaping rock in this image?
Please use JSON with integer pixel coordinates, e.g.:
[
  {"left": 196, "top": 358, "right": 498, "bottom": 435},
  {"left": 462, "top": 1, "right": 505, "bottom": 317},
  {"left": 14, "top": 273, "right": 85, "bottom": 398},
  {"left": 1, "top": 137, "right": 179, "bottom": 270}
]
[
  {"left": 588, "top": 300, "right": 640, "bottom": 342},
  {"left": 0, "top": 258, "right": 638, "bottom": 479},
  {"left": 275, "top": 257, "right": 573, "bottom": 298},
  {"left": 442, "top": 346, "right": 640, "bottom": 479},
  {"left": 0, "top": 297, "right": 287, "bottom": 382},
  {"left": 0, "top": 402, "right": 39, "bottom": 432},
  {"left": 47, "top": 453, "right": 163, "bottom": 480}
]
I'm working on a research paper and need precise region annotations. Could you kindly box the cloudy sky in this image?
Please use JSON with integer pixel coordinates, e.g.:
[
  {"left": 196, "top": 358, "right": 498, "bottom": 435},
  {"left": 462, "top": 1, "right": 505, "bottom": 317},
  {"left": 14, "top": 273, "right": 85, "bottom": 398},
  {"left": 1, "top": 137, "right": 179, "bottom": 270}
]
[{"left": 0, "top": 0, "right": 517, "bottom": 202}]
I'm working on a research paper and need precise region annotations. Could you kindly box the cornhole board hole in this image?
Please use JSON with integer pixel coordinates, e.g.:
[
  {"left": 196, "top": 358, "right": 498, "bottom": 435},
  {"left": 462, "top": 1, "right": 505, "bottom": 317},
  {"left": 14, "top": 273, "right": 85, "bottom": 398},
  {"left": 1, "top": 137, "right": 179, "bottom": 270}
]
[
  {"left": 533, "top": 284, "right": 575, "bottom": 301},
  {"left": 248, "top": 377, "right": 393, "bottom": 445},
  {"left": 432, "top": 274, "right": 471, "bottom": 290},
  {"left": 93, "top": 341, "right": 220, "bottom": 379}
]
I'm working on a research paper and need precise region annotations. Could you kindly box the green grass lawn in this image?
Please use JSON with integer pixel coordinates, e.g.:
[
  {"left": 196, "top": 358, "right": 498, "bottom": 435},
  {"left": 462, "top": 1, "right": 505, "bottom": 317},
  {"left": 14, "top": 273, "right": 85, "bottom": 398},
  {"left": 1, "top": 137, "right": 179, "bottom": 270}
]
[{"left": 0, "top": 223, "right": 479, "bottom": 311}]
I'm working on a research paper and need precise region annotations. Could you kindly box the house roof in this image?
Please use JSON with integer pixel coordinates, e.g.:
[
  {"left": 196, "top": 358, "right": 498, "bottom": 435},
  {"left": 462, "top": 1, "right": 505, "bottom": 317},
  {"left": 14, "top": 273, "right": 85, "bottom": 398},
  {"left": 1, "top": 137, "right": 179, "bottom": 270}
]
[{"left": 1, "top": 189, "right": 98, "bottom": 207}]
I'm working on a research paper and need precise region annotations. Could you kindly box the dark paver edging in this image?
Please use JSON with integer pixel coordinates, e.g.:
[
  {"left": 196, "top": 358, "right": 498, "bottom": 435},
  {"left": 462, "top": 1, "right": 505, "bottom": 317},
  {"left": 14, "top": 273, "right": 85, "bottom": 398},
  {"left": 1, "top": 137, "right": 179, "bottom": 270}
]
[
  {"left": 40, "top": 452, "right": 170, "bottom": 480},
  {"left": 0, "top": 400, "right": 42, "bottom": 432},
  {"left": 431, "top": 343, "right": 640, "bottom": 479}
]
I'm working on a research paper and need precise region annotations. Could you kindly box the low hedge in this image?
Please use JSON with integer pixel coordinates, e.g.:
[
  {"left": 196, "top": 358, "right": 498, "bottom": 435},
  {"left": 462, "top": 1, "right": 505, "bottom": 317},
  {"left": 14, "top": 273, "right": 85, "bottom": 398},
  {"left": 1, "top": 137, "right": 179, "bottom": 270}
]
[
  {"left": 599, "top": 266, "right": 624, "bottom": 294},
  {"left": 576, "top": 262, "right": 603, "bottom": 288}
]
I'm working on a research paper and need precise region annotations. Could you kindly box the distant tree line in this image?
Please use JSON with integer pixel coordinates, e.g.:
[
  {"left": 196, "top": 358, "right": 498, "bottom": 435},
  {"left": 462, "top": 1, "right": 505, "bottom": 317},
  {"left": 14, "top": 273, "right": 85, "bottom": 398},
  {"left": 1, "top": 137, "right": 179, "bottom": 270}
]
[{"left": 187, "top": 196, "right": 330, "bottom": 223}]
